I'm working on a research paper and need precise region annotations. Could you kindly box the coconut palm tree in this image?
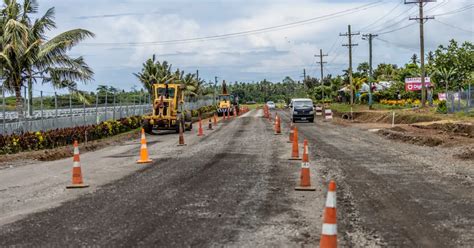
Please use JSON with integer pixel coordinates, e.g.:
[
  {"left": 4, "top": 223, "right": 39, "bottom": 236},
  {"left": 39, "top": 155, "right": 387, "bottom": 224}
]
[{"left": 0, "top": 0, "right": 94, "bottom": 120}]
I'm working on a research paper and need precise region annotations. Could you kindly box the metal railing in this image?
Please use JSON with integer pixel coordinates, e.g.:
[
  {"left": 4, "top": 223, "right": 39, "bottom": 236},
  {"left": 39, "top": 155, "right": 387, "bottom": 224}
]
[{"left": 446, "top": 86, "right": 473, "bottom": 114}]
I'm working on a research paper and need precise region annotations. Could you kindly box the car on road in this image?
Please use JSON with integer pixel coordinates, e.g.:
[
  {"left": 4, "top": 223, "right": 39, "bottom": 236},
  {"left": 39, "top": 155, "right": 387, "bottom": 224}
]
[
  {"left": 289, "top": 98, "right": 315, "bottom": 123},
  {"left": 266, "top": 101, "right": 276, "bottom": 109}
]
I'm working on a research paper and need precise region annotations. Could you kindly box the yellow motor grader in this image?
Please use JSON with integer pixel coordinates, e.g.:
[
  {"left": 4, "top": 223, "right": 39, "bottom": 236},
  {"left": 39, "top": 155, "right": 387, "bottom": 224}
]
[
  {"left": 216, "top": 80, "right": 237, "bottom": 116},
  {"left": 142, "top": 82, "right": 192, "bottom": 134}
]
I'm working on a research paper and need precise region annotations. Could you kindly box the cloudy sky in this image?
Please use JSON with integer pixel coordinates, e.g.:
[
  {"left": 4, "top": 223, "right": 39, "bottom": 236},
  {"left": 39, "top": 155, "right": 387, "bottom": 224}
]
[{"left": 31, "top": 0, "right": 473, "bottom": 95}]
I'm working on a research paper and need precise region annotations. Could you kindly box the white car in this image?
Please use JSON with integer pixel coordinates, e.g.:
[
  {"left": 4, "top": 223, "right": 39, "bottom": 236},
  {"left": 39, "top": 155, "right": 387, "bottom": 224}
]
[{"left": 266, "top": 101, "right": 276, "bottom": 109}]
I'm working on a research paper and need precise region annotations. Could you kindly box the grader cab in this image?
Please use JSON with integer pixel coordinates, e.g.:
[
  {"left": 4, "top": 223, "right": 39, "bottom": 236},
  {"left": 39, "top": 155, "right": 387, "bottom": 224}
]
[{"left": 142, "top": 82, "right": 192, "bottom": 134}]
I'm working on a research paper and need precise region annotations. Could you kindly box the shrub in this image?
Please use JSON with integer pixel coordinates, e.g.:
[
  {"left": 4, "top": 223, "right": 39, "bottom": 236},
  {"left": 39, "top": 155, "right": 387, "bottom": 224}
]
[
  {"left": 0, "top": 116, "right": 142, "bottom": 155},
  {"left": 436, "top": 100, "right": 447, "bottom": 114}
]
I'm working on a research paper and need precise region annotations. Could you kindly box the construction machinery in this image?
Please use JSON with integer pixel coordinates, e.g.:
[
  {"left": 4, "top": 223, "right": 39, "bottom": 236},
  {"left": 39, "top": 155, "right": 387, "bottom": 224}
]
[
  {"left": 216, "top": 80, "right": 238, "bottom": 116},
  {"left": 142, "top": 81, "right": 192, "bottom": 134}
]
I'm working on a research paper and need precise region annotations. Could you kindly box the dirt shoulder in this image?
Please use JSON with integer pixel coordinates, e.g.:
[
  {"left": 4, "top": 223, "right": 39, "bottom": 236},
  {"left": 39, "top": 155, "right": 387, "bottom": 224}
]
[{"left": 331, "top": 110, "right": 474, "bottom": 161}]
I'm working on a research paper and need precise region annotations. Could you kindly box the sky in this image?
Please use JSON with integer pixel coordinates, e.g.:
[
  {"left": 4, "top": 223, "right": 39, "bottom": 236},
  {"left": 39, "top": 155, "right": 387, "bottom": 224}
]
[{"left": 25, "top": 0, "right": 474, "bottom": 96}]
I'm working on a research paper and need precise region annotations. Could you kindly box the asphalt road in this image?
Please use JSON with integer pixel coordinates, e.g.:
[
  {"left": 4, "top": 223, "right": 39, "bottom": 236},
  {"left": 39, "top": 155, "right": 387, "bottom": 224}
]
[
  {"left": 0, "top": 110, "right": 322, "bottom": 247},
  {"left": 0, "top": 109, "right": 472, "bottom": 247}
]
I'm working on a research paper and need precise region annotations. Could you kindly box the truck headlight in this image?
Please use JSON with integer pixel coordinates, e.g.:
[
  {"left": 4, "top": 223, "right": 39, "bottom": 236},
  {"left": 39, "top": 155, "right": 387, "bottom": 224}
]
[
  {"left": 293, "top": 111, "right": 298, "bottom": 115},
  {"left": 309, "top": 111, "right": 314, "bottom": 114}
]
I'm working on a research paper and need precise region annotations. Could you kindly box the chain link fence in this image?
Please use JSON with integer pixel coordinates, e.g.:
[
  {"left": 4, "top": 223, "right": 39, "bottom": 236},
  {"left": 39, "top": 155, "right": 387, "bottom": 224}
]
[
  {"left": 446, "top": 86, "right": 473, "bottom": 114},
  {"left": 1, "top": 87, "right": 215, "bottom": 135}
]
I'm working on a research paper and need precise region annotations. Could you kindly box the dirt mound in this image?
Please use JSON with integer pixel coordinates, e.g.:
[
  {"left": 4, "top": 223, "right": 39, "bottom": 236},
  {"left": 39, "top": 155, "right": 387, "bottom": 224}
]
[
  {"left": 377, "top": 129, "right": 443, "bottom": 147},
  {"left": 413, "top": 123, "right": 473, "bottom": 138},
  {"left": 454, "top": 147, "right": 474, "bottom": 161},
  {"left": 335, "top": 111, "right": 440, "bottom": 124}
]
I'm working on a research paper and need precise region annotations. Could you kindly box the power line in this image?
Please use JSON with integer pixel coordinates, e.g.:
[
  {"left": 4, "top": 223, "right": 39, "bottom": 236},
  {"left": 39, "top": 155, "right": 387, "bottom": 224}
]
[
  {"left": 433, "top": 3, "right": 474, "bottom": 16},
  {"left": 80, "top": 1, "right": 383, "bottom": 47},
  {"left": 359, "top": 0, "right": 404, "bottom": 31},
  {"left": 377, "top": 22, "right": 417, "bottom": 35},
  {"left": 433, "top": 19, "right": 474, "bottom": 33}
]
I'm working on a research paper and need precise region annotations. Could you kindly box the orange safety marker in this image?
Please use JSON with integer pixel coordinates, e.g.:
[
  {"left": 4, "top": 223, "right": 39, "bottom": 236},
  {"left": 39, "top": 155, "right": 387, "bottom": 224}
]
[
  {"left": 289, "top": 126, "right": 301, "bottom": 160},
  {"left": 198, "top": 116, "right": 204, "bottom": 136},
  {"left": 288, "top": 123, "right": 294, "bottom": 143},
  {"left": 320, "top": 181, "right": 337, "bottom": 248},
  {"left": 67, "top": 140, "right": 89, "bottom": 188},
  {"left": 177, "top": 121, "right": 186, "bottom": 146},
  {"left": 227, "top": 108, "right": 231, "bottom": 119},
  {"left": 137, "top": 128, "right": 152, "bottom": 164},
  {"left": 213, "top": 113, "right": 218, "bottom": 126},
  {"left": 274, "top": 114, "right": 282, "bottom": 135},
  {"left": 295, "top": 139, "right": 315, "bottom": 191}
]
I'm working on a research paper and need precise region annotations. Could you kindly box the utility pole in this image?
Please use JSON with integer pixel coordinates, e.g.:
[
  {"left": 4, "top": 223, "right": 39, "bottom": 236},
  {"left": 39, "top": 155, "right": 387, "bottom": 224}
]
[
  {"left": 214, "top": 76, "right": 218, "bottom": 105},
  {"left": 406, "top": 0, "right": 435, "bottom": 107},
  {"left": 340, "top": 24, "right": 359, "bottom": 105},
  {"left": 315, "top": 49, "right": 328, "bottom": 100},
  {"left": 196, "top": 70, "right": 199, "bottom": 83},
  {"left": 303, "top": 68, "right": 306, "bottom": 81},
  {"left": 362, "top": 33, "right": 378, "bottom": 109}
]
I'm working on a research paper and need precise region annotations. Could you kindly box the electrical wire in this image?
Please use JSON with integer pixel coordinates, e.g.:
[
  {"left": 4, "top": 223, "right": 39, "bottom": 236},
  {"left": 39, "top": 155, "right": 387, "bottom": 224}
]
[
  {"left": 433, "top": 19, "right": 474, "bottom": 33},
  {"left": 80, "top": 1, "right": 384, "bottom": 47},
  {"left": 433, "top": 4, "right": 474, "bottom": 16},
  {"left": 359, "top": 0, "right": 404, "bottom": 32}
]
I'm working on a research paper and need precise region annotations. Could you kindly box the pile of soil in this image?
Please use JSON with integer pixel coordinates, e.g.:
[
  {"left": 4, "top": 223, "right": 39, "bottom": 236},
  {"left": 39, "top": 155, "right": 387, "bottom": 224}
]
[
  {"left": 377, "top": 129, "right": 443, "bottom": 147},
  {"left": 334, "top": 111, "right": 441, "bottom": 125},
  {"left": 413, "top": 122, "right": 473, "bottom": 138},
  {"left": 454, "top": 147, "right": 474, "bottom": 160}
]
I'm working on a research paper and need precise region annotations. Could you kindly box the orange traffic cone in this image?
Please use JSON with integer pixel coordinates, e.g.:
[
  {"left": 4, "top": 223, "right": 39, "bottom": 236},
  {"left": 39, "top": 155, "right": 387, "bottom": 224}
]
[
  {"left": 213, "top": 113, "right": 218, "bottom": 126},
  {"left": 66, "top": 140, "right": 89, "bottom": 188},
  {"left": 274, "top": 114, "right": 282, "bottom": 135},
  {"left": 137, "top": 128, "right": 152, "bottom": 164},
  {"left": 178, "top": 121, "right": 186, "bottom": 146},
  {"left": 289, "top": 126, "right": 301, "bottom": 160},
  {"left": 288, "top": 123, "right": 294, "bottom": 143},
  {"left": 198, "top": 116, "right": 204, "bottom": 136},
  {"left": 320, "top": 181, "right": 337, "bottom": 248},
  {"left": 295, "top": 139, "right": 315, "bottom": 191},
  {"left": 208, "top": 118, "right": 213, "bottom": 130}
]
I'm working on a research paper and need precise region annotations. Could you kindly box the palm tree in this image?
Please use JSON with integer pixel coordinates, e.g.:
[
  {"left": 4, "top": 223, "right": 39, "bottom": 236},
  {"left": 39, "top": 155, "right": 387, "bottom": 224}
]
[
  {"left": 434, "top": 67, "right": 457, "bottom": 93},
  {"left": 0, "top": 0, "right": 94, "bottom": 120}
]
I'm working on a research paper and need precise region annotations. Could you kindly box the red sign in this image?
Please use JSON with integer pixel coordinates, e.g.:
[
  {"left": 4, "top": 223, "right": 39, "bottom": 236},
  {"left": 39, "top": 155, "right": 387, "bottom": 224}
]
[{"left": 405, "top": 77, "right": 431, "bottom": 91}]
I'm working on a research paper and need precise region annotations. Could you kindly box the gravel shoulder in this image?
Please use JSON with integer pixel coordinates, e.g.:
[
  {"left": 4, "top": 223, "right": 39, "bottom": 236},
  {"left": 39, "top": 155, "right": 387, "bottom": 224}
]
[{"left": 279, "top": 110, "right": 474, "bottom": 247}]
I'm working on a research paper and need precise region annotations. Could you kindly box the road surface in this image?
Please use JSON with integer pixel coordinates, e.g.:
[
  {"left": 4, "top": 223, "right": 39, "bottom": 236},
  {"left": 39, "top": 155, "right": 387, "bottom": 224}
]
[{"left": 0, "top": 109, "right": 472, "bottom": 247}]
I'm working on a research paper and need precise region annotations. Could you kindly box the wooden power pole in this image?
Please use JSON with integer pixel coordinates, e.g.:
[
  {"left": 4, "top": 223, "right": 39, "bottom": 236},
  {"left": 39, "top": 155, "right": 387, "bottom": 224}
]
[
  {"left": 405, "top": 0, "right": 435, "bottom": 107},
  {"left": 340, "top": 25, "right": 360, "bottom": 105},
  {"left": 315, "top": 49, "right": 328, "bottom": 100}
]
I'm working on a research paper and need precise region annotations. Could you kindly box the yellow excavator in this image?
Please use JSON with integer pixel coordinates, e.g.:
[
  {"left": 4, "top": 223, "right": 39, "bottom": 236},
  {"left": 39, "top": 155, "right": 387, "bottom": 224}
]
[
  {"left": 216, "top": 80, "right": 237, "bottom": 116},
  {"left": 142, "top": 81, "right": 192, "bottom": 134}
]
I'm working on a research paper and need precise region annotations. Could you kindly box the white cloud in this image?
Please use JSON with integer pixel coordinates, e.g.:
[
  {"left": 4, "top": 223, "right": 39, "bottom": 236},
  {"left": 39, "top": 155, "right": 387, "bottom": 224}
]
[{"left": 35, "top": 0, "right": 473, "bottom": 91}]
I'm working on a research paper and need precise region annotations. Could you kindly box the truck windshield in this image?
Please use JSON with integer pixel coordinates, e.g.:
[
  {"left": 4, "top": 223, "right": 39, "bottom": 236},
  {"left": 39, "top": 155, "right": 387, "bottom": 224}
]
[
  {"left": 219, "top": 95, "right": 230, "bottom": 101},
  {"left": 156, "top": 88, "right": 175, "bottom": 98},
  {"left": 294, "top": 101, "right": 313, "bottom": 108}
]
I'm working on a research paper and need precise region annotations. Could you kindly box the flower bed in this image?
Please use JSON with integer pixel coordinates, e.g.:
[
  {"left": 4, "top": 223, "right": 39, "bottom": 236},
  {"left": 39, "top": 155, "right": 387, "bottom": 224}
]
[{"left": 0, "top": 116, "right": 142, "bottom": 155}]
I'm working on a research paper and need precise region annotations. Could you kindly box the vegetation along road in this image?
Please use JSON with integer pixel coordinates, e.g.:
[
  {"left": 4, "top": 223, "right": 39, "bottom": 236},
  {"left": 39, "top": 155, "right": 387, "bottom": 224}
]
[{"left": 0, "top": 109, "right": 472, "bottom": 247}]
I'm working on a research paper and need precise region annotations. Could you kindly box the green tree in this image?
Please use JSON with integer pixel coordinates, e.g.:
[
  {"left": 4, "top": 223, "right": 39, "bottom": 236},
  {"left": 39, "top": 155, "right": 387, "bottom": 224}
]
[
  {"left": 0, "top": 0, "right": 94, "bottom": 120},
  {"left": 432, "top": 39, "right": 473, "bottom": 90}
]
